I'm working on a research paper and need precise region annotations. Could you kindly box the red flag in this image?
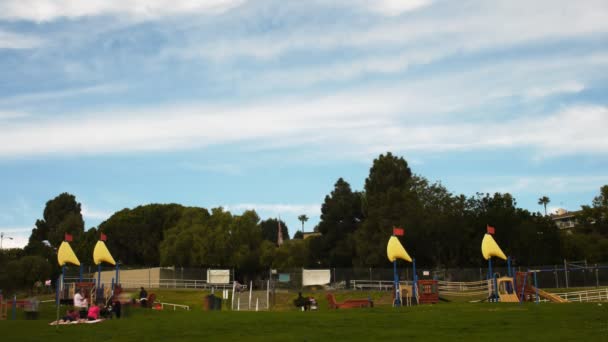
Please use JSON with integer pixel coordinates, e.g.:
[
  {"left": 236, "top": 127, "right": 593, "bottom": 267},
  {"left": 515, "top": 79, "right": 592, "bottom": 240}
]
[
  {"left": 100, "top": 233, "right": 107, "bottom": 241},
  {"left": 393, "top": 227, "right": 404, "bottom": 236},
  {"left": 64, "top": 233, "right": 73, "bottom": 242},
  {"left": 486, "top": 225, "right": 495, "bottom": 235}
]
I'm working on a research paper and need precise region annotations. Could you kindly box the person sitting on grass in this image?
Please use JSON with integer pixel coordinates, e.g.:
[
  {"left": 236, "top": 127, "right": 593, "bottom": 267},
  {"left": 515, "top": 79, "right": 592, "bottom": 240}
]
[
  {"left": 139, "top": 287, "right": 148, "bottom": 308},
  {"left": 87, "top": 303, "right": 101, "bottom": 321},
  {"left": 293, "top": 292, "right": 311, "bottom": 311},
  {"left": 49, "top": 308, "right": 80, "bottom": 325}
]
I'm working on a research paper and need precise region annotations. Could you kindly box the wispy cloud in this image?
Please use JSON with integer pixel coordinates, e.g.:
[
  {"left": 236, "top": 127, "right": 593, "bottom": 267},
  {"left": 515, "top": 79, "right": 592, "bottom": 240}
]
[
  {"left": 524, "top": 81, "right": 586, "bottom": 99},
  {"left": 167, "top": 0, "right": 608, "bottom": 62},
  {"left": 364, "top": 0, "right": 433, "bottom": 16},
  {"left": 0, "top": 29, "right": 45, "bottom": 49},
  {"left": 179, "top": 162, "right": 243, "bottom": 175},
  {"left": 0, "top": 0, "right": 245, "bottom": 22},
  {"left": 0, "top": 83, "right": 128, "bottom": 107},
  {"left": 484, "top": 175, "right": 608, "bottom": 195},
  {"left": 0, "top": 80, "right": 606, "bottom": 159},
  {"left": 81, "top": 205, "right": 112, "bottom": 221},
  {"left": 227, "top": 203, "right": 320, "bottom": 216}
]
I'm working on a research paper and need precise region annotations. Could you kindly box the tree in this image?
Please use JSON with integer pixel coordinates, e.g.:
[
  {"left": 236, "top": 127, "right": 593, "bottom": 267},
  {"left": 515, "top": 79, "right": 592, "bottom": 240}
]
[
  {"left": 354, "top": 153, "right": 414, "bottom": 267},
  {"left": 297, "top": 215, "right": 309, "bottom": 233},
  {"left": 100, "top": 203, "right": 187, "bottom": 265},
  {"left": 316, "top": 178, "right": 364, "bottom": 267},
  {"left": 25, "top": 193, "right": 85, "bottom": 251},
  {"left": 538, "top": 196, "right": 551, "bottom": 216}
]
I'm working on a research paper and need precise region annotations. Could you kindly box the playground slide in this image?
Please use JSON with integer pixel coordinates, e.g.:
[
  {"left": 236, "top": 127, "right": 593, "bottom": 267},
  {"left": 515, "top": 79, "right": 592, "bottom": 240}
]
[
  {"left": 533, "top": 287, "right": 568, "bottom": 303},
  {"left": 498, "top": 293, "right": 520, "bottom": 303}
]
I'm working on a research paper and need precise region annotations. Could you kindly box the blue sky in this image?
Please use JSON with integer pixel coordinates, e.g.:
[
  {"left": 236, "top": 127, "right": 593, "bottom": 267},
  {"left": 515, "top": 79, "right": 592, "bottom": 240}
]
[{"left": 1, "top": 0, "right": 608, "bottom": 248}]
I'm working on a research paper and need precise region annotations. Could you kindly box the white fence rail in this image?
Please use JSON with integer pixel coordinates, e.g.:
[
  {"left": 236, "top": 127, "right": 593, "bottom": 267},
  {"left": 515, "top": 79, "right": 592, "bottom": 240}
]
[
  {"left": 64, "top": 277, "right": 241, "bottom": 290},
  {"left": 553, "top": 288, "right": 608, "bottom": 302}
]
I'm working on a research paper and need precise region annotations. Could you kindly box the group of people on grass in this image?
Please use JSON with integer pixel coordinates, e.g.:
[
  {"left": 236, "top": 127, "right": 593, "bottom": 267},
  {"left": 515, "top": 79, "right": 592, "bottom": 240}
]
[
  {"left": 294, "top": 292, "right": 318, "bottom": 311},
  {"left": 52, "top": 288, "right": 123, "bottom": 324}
]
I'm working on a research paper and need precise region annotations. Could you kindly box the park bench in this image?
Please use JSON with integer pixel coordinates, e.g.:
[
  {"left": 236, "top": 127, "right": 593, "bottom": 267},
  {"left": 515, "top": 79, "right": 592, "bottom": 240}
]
[{"left": 326, "top": 293, "right": 373, "bottom": 309}]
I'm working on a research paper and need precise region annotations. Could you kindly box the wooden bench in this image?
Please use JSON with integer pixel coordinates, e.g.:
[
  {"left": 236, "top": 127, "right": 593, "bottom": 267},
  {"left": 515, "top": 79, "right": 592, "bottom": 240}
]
[{"left": 326, "top": 293, "right": 373, "bottom": 309}]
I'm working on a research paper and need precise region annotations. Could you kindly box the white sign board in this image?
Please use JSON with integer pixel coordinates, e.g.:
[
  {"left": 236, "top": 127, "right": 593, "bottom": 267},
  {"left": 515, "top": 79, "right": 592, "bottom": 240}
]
[
  {"left": 302, "top": 269, "right": 331, "bottom": 286},
  {"left": 207, "top": 269, "right": 230, "bottom": 284}
]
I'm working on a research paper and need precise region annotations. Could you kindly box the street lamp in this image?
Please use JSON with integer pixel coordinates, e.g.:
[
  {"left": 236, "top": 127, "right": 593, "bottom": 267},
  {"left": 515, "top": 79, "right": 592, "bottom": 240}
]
[{"left": 0, "top": 232, "right": 14, "bottom": 249}]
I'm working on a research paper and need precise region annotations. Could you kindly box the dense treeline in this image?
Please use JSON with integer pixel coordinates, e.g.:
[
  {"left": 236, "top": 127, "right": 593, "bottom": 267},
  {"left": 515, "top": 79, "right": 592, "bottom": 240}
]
[{"left": 3, "top": 152, "right": 608, "bottom": 292}]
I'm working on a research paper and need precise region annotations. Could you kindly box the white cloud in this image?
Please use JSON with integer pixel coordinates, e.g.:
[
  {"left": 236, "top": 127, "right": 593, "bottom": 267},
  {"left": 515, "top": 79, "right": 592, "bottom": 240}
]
[
  {"left": 485, "top": 175, "right": 608, "bottom": 195},
  {"left": 0, "top": 0, "right": 244, "bottom": 22},
  {"left": 0, "top": 79, "right": 606, "bottom": 159},
  {"left": 0, "top": 84, "right": 128, "bottom": 107},
  {"left": 365, "top": 0, "right": 433, "bottom": 16},
  {"left": 169, "top": 0, "right": 608, "bottom": 62},
  {"left": 179, "top": 162, "right": 243, "bottom": 175},
  {"left": 525, "top": 81, "right": 585, "bottom": 99},
  {"left": 227, "top": 203, "right": 320, "bottom": 216},
  {"left": 81, "top": 205, "right": 112, "bottom": 221},
  {"left": 0, "top": 29, "right": 45, "bottom": 49},
  {"left": 0, "top": 227, "right": 32, "bottom": 249}
]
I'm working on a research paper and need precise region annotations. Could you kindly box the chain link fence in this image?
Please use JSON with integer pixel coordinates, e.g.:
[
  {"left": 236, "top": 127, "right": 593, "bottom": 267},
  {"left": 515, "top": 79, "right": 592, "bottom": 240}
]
[{"left": 60, "top": 262, "right": 608, "bottom": 291}]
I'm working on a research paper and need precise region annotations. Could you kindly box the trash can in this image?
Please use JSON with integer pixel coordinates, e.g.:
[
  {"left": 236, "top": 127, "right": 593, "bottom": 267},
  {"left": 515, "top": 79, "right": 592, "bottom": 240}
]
[
  {"left": 214, "top": 296, "right": 222, "bottom": 311},
  {"left": 205, "top": 295, "right": 215, "bottom": 310}
]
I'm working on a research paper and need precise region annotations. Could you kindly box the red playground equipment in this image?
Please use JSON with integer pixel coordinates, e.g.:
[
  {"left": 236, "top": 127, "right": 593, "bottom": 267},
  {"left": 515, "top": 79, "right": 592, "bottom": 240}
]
[
  {"left": 326, "top": 293, "right": 373, "bottom": 309},
  {"left": 417, "top": 280, "right": 439, "bottom": 304}
]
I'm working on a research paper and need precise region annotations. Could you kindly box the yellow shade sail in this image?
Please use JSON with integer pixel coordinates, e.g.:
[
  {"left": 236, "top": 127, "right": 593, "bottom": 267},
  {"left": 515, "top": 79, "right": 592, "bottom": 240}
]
[
  {"left": 387, "top": 236, "right": 413, "bottom": 263},
  {"left": 57, "top": 241, "right": 80, "bottom": 266},
  {"left": 481, "top": 234, "right": 507, "bottom": 260},
  {"left": 93, "top": 240, "right": 116, "bottom": 266}
]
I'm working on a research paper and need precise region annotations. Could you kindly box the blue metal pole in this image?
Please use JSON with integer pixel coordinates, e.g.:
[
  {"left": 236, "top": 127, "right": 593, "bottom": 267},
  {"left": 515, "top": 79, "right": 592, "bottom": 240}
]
[
  {"left": 533, "top": 271, "right": 539, "bottom": 304},
  {"left": 97, "top": 264, "right": 102, "bottom": 301},
  {"left": 488, "top": 258, "right": 493, "bottom": 300},
  {"left": 80, "top": 264, "right": 83, "bottom": 282},
  {"left": 519, "top": 272, "right": 528, "bottom": 304},
  {"left": 412, "top": 258, "right": 417, "bottom": 302},
  {"left": 507, "top": 256, "right": 512, "bottom": 278},
  {"left": 12, "top": 294, "right": 16, "bottom": 320},
  {"left": 393, "top": 260, "right": 401, "bottom": 307}
]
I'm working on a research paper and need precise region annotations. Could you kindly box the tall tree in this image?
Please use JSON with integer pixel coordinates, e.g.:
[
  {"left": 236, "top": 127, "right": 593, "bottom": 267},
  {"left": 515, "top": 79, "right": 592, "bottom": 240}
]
[
  {"left": 297, "top": 214, "right": 309, "bottom": 233},
  {"left": 354, "top": 153, "right": 414, "bottom": 267},
  {"left": 316, "top": 178, "right": 364, "bottom": 267},
  {"left": 538, "top": 196, "right": 551, "bottom": 216}
]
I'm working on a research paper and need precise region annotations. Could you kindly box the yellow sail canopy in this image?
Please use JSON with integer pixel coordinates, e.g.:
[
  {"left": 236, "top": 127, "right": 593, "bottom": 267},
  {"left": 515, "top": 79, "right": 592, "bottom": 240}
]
[
  {"left": 57, "top": 241, "right": 80, "bottom": 266},
  {"left": 481, "top": 234, "right": 507, "bottom": 260},
  {"left": 387, "top": 236, "right": 413, "bottom": 262},
  {"left": 93, "top": 240, "right": 116, "bottom": 266}
]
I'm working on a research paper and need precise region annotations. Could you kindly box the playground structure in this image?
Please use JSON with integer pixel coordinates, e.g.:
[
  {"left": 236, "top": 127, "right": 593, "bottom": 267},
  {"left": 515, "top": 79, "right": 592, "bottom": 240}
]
[
  {"left": 482, "top": 226, "right": 569, "bottom": 304},
  {"left": 56, "top": 233, "right": 121, "bottom": 307},
  {"left": 417, "top": 279, "right": 439, "bottom": 304},
  {"left": 386, "top": 227, "right": 417, "bottom": 306}
]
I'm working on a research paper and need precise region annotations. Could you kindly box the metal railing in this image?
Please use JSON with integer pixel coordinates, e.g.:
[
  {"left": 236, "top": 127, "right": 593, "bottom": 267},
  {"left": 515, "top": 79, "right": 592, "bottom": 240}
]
[{"left": 160, "top": 302, "right": 190, "bottom": 311}]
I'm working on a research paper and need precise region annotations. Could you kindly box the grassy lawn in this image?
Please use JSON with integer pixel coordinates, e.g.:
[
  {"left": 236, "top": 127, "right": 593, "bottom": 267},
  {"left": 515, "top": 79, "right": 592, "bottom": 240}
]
[{"left": 1, "top": 292, "right": 606, "bottom": 341}]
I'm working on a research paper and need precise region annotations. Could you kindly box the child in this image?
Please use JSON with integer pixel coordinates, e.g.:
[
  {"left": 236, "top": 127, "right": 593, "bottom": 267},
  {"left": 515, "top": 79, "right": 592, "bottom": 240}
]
[{"left": 87, "top": 303, "right": 101, "bottom": 321}]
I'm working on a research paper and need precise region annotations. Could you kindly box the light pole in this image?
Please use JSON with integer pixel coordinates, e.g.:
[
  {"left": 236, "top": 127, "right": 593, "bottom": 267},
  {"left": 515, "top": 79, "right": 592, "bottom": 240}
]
[{"left": 0, "top": 232, "right": 14, "bottom": 249}]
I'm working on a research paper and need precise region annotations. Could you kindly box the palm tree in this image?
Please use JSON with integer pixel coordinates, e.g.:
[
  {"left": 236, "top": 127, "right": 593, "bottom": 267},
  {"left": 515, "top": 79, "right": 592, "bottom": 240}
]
[
  {"left": 298, "top": 214, "right": 309, "bottom": 233},
  {"left": 538, "top": 196, "right": 550, "bottom": 216}
]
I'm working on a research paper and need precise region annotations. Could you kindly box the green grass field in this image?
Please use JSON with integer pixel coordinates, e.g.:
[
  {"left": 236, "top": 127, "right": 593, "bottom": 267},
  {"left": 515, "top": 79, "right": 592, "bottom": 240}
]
[{"left": 2, "top": 290, "right": 607, "bottom": 341}]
